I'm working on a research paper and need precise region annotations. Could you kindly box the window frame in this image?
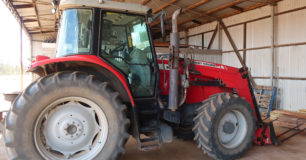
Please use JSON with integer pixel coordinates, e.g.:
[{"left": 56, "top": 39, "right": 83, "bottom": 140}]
[
  {"left": 56, "top": 8, "right": 95, "bottom": 57},
  {"left": 98, "top": 9, "right": 160, "bottom": 99}
]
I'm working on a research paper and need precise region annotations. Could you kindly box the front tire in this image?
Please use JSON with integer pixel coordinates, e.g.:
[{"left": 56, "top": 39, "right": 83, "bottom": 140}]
[
  {"left": 193, "top": 93, "right": 256, "bottom": 160},
  {"left": 4, "top": 72, "right": 130, "bottom": 160}
]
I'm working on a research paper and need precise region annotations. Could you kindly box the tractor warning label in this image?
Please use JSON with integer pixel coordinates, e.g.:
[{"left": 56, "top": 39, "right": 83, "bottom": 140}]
[{"left": 193, "top": 61, "right": 226, "bottom": 70}]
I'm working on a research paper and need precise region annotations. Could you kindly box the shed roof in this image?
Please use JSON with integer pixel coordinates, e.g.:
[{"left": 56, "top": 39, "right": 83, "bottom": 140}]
[{"left": 3, "top": 0, "right": 281, "bottom": 41}]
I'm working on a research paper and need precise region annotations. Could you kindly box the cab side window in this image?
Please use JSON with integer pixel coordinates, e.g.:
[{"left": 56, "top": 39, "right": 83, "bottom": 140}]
[{"left": 100, "top": 12, "right": 155, "bottom": 97}]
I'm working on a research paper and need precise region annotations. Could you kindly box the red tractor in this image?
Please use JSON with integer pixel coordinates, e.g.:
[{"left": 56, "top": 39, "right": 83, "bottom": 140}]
[{"left": 3, "top": 0, "right": 278, "bottom": 160}]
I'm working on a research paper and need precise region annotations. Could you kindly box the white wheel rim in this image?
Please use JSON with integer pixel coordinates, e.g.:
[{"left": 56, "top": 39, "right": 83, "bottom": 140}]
[
  {"left": 34, "top": 97, "right": 108, "bottom": 160},
  {"left": 217, "top": 109, "right": 247, "bottom": 149}
]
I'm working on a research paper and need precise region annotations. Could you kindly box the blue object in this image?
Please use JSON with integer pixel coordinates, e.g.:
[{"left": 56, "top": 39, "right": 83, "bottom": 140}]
[
  {"left": 123, "top": 49, "right": 126, "bottom": 58},
  {"left": 267, "top": 87, "right": 277, "bottom": 117}
]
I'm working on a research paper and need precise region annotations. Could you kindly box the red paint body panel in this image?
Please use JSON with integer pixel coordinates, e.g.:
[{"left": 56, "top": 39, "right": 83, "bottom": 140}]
[
  {"left": 29, "top": 55, "right": 135, "bottom": 106},
  {"left": 158, "top": 59, "right": 254, "bottom": 110},
  {"left": 254, "top": 126, "right": 273, "bottom": 145},
  {"left": 158, "top": 58, "right": 273, "bottom": 144}
]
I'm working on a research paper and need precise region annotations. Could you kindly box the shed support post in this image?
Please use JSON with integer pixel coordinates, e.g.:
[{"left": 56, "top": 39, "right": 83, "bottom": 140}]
[
  {"left": 20, "top": 20, "right": 23, "bottom": 90},
  {"left": 243, "top": 23, "right": 247, "bottom": 64},
  {"left": 184, "top": 30, "right": 189, "bottom": 45},
  {"left": 271, "top": 4, "right": 276, "bottom": 86},
  {"left": 218, "top": 22, "right": 222, "bottom": 50}
]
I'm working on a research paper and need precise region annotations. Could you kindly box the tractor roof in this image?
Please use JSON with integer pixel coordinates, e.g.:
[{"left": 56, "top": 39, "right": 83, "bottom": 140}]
[{"left": 59, "top": 0, "right": 151, "bottom": 15}]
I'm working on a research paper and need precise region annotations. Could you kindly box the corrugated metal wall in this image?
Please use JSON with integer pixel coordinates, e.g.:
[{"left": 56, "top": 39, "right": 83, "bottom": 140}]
[
  {"left": 32, "top": 41, "right": 56, "bottom": 58},
  {"left": 186, "top": 0, "right": 306, "bottom": 111}
]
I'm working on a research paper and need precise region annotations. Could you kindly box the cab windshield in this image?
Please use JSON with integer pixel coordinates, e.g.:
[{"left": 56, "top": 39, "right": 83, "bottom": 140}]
[{"left": 56, "top": 9, "right": 92, "bottom": 57}]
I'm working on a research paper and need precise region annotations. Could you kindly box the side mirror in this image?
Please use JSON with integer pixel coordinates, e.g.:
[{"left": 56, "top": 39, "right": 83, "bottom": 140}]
[{"left": 148, "top": 10, "right": 167, "bottom": 40}]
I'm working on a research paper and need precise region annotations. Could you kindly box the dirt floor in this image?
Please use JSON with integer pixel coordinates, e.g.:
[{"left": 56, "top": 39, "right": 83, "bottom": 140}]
[{"left": 0, "top": 128, "right": 305, "bottom": 160}]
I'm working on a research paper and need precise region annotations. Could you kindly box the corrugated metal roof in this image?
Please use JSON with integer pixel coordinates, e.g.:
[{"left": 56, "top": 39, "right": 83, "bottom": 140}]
[{"left": 2, "top": 0, "right": 282, "bottom": 41}]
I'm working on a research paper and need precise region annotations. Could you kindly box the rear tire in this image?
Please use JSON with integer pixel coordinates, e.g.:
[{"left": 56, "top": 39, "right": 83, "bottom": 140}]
[
  {"left": 4, "top": 71, "right": 130, "bottom": 160},
  {"left": 193, "top": 93, "right": 256, "bottom": 160}
]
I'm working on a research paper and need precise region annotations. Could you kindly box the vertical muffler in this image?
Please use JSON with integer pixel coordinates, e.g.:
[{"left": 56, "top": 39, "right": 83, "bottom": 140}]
[{"left": 168, "top": 9, "right": 182, "bottom": 111}]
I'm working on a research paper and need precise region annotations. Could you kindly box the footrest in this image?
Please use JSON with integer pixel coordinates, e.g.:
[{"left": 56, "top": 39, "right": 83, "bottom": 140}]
[
  {"left": 163, "top": 110, "right": 180, "bottom": 124},
  {"left": 140, "top": 144, "right": 160, "bottom": 151},
  {"left": 140, "top": 137, "right": 158, "bottom": 143},
  {"left": 140, "top": 126, "right": 159, "bottom": 133}
]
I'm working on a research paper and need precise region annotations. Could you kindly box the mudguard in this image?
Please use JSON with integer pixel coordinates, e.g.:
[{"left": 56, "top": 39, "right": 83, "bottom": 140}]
[{"left": 28, "top": 55, "right": 135, "bottom": 106}]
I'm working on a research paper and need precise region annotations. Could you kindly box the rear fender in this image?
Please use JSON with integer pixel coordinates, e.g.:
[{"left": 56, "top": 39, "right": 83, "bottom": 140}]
[{"left": 28, "top": 55, "right": 135, "bottom": 106}]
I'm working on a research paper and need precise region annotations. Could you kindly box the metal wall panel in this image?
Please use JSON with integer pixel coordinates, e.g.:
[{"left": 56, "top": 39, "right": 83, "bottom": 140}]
[
  {"left": 246, "top": 49, "right": 272, "bottom": 77},
  {"left": 189, "top": 35, "right": 202, "bottom": 47},
  {"left": 276, "top": 9, "right": 306, "bottom": 44},
  {"left": 247, "top": 19, "right": 272, "bottom": 48},
  {"left": 222, "top": 52, "right": 241, "bottom": 68},
  {"left": 188, "top": 21, "right": 217, "bottom": 36},
  {"left": 222, "top": 25, "right": 244, "bottom": 51},
  {"left": 277, "top": 0, "right": 306, "bottom": 13},
  {"left": 223, "top": 5, "right": 271, "bottom": 26},
  {"left": 186, "top": 0, "right": 306, "bottom": 111},
  {"left": 276, "top": 46, "right": 306, "bottom": 77},
  {"left": 277, "top": 80, "right": 306, "bottom": 111},
  {"left": 32, "top": 41, "right": 56, "bottom": 58}
]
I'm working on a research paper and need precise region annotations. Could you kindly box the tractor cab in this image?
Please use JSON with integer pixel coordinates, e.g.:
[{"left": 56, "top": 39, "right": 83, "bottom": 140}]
[{"left": 56, "top": 1, "right": 157, "bottom": 98}]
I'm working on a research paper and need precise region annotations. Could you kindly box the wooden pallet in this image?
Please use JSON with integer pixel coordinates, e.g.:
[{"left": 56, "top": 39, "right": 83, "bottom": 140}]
[
  {"left": 270, "top": 110, "right": 306, "bottom": 130},
  {"left": 254, "top": 85, "right": 276, "bottom": 117},
  {"left": 254, "top": 85, "right": 274, "bottom": 108}
]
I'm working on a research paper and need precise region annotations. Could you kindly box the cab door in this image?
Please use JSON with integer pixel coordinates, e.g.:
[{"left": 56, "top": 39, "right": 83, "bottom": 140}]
[{"left": 99, "top": 11, "right": 158, "bottom": 98}]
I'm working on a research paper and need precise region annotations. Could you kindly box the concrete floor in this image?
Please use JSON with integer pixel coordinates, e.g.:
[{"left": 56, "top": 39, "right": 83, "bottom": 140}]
[{"left": 0, "top": 128, "right": 305, "bottom": 160}]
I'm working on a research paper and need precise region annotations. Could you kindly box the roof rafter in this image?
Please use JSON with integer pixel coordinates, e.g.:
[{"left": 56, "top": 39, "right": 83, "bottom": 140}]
[
  {"left": 32, "top": 0, "right": 42, "bottom": 34},
  {"left": 14, "top": 4, "right": 34, "bottom": 9},
  {"left": 231, "top": 5, "right": 244, "bottom": 12},
  {"left": 153, "top": 0, "right": 246, "bottom": 33},
  {"left": 153, "top": 0, "right": 280, "bottom": 34},
  {"left": 141, "top": 0, "right": 151, "bottom": 5},
  {"left": 205, "top": 0, "right": 246, "bottom": 14},
  {"left": 185, "top": 0, "right": 281, "bottom": 29},
  {"left": 152, "top": 0, "right": 177, "bottom": 14},
  {"left": 151, "top": 0, "right": 210, "bottom": 27}
]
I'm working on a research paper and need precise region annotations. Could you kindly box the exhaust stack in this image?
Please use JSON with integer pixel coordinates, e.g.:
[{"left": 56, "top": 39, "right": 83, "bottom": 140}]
[{"left": 168, "top": 9, "right": 182, "bottom": 111}]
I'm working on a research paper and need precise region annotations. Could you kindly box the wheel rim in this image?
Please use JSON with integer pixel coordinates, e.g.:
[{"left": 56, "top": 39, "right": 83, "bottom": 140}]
[
  {"left": 217, "top": 109, "right": 247, "bottom": 149},
  {"left": 34, "top": 97, "right": 108, "bottom": 160}
]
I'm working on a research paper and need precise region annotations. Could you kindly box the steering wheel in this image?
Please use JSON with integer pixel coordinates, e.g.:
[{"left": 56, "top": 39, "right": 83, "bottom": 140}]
[{"left": 109, "top": 41, "right": 128, "bottom": 55}]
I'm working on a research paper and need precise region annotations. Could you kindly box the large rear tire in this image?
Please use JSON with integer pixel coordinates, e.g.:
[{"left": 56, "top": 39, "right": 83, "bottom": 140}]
[
  {"left": 4, "top": 72, "right": 130, "bottom": 160},
  {"left": 193, "top": 93, "right": 256, "bottom": 160}
]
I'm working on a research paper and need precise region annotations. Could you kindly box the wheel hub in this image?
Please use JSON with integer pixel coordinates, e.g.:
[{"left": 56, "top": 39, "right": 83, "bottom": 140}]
[
  {"left": 66, "top": 124, "right": 78, "bottom": 135},
  {"left": 217, "top": 109, "right": 247, "bottom": 149},
  {"left": 59, "top": 118, "right": 84, "bottom": 141},
  {"left": 223, "top": 121, "right": 236, "bottom": 134},
  {"left": 34, "top": 97, "right": 109, "bottom": 160}
]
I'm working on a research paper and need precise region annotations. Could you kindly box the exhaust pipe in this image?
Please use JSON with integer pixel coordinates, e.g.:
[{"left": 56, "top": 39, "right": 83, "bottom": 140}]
[{"left": 168, "top": 9, "right": 182, "bottom": 111}]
